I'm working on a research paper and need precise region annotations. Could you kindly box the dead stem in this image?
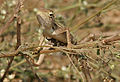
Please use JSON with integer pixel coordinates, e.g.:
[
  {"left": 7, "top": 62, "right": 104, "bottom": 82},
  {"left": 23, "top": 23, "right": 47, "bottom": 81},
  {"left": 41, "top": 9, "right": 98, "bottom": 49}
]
[
  {"left": 0, "top": 0, "right": 23, "bottom": 81},
  {"left": 71, "top": 0, "right": 118, "bottom": 32}
]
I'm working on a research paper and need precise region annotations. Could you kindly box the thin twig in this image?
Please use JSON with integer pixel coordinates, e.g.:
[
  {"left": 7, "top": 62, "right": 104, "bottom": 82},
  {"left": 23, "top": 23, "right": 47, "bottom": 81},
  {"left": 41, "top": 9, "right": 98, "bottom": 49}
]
[
  {"left": 24, "top": 55, "right": 44, "bottom": 82},
  {"left": 0, "top": 0, "right": 23, "bottom": 81},
  {"left": 0, "top": 49, "right": 60, "bottom": 58},
  {"left": 66, "top": 53, "right": 82, "bottom": 77},
  {"left": 15, "top": 16, "right": 21, "bottom": 50},
  {"left": 0, "top": 0, "right": 23, "bottom": 36},
  {"left": 66, "top": 28, "right": 83, "bottom": 78},
  {"left": 102, "top": 34, "right": 120, "bottom": 44},
  {"left": 71, "top": 0, "right": 118, "bottom": 32},
  {"left": 0, "top": 57, "right": 14, "bottom": 81}
]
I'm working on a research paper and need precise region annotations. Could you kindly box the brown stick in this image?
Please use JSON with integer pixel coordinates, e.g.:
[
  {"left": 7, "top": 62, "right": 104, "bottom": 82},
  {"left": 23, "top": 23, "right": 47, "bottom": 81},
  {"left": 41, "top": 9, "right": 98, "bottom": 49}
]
[
  {"left": 0, "top": 0, "right": 23, "bottom": 81},
  {"left": 24, "top": 55, "right": 44, "bottom": 81},
  {"left": 0, "top": 57, "right": 14, "bottom": 81},
  {"left": 15, "top": 16, "right": 21, "bottom": 50},
  {"left": 0, "top": 49, "right": 60, "bottom": 58},
  {"left": 0, "top": 15, "right": 15, "bottom": 36},
  {"left": 0, "top": 0, "right": 23, "bottom": 36},
  {"left": 102, "top": 35, "right": 120, "bottom": 44}
]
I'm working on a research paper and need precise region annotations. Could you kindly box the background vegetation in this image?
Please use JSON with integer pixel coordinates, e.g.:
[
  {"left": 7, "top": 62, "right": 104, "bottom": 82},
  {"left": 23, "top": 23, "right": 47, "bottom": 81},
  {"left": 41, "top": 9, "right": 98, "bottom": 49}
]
[{"left": 0, "top": 0, "right": 120, "bottom": 82}]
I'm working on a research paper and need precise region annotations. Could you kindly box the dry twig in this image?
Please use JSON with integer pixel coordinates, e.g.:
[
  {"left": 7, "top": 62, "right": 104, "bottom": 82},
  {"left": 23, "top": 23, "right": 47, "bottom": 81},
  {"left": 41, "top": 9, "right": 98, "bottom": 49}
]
[{"left": 0, "top": 0, "right": 24, "bottom": 81}]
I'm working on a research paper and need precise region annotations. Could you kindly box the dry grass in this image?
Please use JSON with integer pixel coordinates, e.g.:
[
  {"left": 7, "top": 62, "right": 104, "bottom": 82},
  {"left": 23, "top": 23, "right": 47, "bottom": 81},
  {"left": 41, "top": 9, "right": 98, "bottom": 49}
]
[{"left": 0, "top": 0, "right": 120, "bottom": 82}]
